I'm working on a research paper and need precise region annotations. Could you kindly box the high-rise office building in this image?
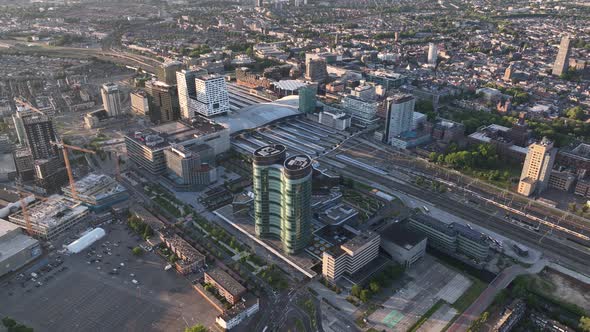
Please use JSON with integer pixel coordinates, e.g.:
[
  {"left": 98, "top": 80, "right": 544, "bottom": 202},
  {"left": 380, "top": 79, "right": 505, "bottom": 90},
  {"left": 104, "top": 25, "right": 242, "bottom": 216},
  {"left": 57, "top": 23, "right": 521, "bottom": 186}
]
[
  {"left": 193, "top": 74, "right": 230, "bottom": 117},
  {"left": 384, "top": 94, "right": 415, "bottom": 143},
  {"left": 22, "top": 114, "right": 59, "bottom": 160},
  {"left": 164, "top": 143, "right": 216, "bottom": 187},
  {"left": 518, "top": 138, "right": 556, "bottom": 196},
  {"left": 341, "top": 95, "right": 380, "bottom": 127},
  {"left": 13, "top": 148, "right": 34, "bottom": 182},
  {"left": 305, "top": 56, "right": 328, "bottom": 83},
  {"left": 101, "top": 83, "right": 122, "bottom": 117},
  {"left": 176, "top": 68, "right": 208, "bottom": 119},
  {"left": 298, "top": 85, "right": 317, "bottom": 113},
  {"left": 427, "top": 43, "right": 438, "bottom": 65},
  {"left": 130, "top": 90, "right": 150, "bottom": 116},
  {"left": 12, "top": 106, "right": 36, "bottom": 146},
  {"left": 145, "top": 81, "right": 180, "bottom": 123},
  {"left": 552, "top": 36, "right": 571, "bottom": 77},
  {"left": 253, "top": 145, "right": 312, "bottom": 255},
  {"left": 158, "top": 61, "right": 183, "bottom": 85}
]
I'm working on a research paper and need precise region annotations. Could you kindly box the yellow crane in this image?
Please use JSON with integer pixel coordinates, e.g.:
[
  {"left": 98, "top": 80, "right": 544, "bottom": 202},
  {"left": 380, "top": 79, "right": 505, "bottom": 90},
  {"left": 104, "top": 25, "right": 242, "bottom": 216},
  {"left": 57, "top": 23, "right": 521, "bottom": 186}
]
[
  {"left": 17, "top": 189, "right": 32, "bottom": 236},
  {"left": 51, "top": 141, "right": 96, "bottom": 201}
]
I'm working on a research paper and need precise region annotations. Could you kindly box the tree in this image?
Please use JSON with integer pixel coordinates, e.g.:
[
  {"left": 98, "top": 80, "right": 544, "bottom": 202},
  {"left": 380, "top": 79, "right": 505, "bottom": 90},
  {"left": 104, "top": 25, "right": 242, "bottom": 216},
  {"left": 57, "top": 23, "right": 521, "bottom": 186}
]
[
  {"left": 360, "top": 289, "right": 371, "bottom": 303},
  {"left": 351, "top": 285, "right": 361, "bottom": 298},
  {"left": 580, "top": 317, "right": 590, "bottom": 332},
  {"left": 132, "top": 247, "right": 143, "bottom": 256},
  {"left": 2, "top": 317, "right": 16, "bottom": 328},
  {"left": 369, "top": 281, "right": 380, "bottom": 293},
  {"left": 185, "top": 324, "right": 209, "bottom": 332},
  {"left": 415, "top": 99, "right": 434, "bottom": 113},
  {"left": 566, "top": 106, "right": 585, "bottom": 120}
]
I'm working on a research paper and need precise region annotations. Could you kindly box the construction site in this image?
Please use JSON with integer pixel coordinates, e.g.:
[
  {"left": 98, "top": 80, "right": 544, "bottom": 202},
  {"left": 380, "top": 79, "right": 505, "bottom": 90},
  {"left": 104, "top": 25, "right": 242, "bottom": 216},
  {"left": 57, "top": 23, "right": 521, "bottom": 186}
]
[
  {"left": 61, "top": 173, "right": 128, "bottom": 212},
  {"left": 6, "top": 195, "right": 89, "bottom": 240}
]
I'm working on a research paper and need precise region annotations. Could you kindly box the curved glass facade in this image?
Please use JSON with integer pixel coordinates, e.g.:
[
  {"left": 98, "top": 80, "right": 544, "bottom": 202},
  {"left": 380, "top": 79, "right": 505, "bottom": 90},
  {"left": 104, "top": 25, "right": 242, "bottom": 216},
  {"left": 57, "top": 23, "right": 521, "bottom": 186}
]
[{"left": 253, "top": 145, "right": 312, "bottom": 254}]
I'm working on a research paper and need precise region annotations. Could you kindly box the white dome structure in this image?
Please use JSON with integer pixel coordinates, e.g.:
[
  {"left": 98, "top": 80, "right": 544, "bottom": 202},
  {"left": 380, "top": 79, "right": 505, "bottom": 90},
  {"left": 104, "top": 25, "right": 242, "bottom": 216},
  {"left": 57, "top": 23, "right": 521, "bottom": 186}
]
[{"left": 67, "top": 228, "right": 106, "bottom": 254}]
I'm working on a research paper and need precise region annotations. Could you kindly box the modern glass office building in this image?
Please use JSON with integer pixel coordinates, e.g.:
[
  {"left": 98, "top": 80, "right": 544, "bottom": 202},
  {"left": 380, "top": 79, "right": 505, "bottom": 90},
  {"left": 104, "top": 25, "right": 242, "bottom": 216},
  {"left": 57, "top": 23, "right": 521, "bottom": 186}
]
[{"left": 253, "top": 145, "right": 312, "bottom": 254}]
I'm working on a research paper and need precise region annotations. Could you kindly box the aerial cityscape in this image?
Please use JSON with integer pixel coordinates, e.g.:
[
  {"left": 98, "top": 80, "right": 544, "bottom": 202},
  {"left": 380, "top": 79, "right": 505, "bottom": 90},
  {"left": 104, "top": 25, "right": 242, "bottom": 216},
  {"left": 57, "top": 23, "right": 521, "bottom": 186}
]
[{"left": 0, "top": 0, "right": 589, "bottom": 331}]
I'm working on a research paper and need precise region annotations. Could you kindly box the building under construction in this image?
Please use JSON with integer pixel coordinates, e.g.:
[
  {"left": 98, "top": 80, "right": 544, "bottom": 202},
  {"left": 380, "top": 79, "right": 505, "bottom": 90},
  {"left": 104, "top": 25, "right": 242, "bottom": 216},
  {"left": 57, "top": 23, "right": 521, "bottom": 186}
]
[
  {"left": 61, "top": 173, "right": 128, "bottom": 212},
  {"left": 7, "top": 195, "right": 89, "bottom": 240}
]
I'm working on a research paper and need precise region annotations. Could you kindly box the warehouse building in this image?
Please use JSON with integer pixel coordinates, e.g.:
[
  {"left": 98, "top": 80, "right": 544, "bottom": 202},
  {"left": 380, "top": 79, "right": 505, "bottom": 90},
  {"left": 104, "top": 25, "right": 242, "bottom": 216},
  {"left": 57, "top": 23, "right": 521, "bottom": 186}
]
[
  {"left": 7, "top": 195, "right": 89, "bottom": 240},
  {"left": 62, "top": 173, "right": 128, "bottom": 211},
  {"left": 322, "top": 230, "right": 380, "bottom": 281},
  {"left": 0, "top": 220, "right": 41, "bottom": 277}
]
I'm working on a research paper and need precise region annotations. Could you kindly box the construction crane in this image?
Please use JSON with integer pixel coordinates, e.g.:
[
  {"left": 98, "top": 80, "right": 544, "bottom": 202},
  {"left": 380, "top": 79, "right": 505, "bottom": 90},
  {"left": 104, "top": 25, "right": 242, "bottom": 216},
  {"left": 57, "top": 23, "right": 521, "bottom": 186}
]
[
  {"left": 51, "top": 140, "right": 96, "bottom": 201},
  {"left": 14, "top": 97, "right": 45, "bottom": 115},
  {"left": 16, "top": 187, "right": 32, "bottom": 236}
]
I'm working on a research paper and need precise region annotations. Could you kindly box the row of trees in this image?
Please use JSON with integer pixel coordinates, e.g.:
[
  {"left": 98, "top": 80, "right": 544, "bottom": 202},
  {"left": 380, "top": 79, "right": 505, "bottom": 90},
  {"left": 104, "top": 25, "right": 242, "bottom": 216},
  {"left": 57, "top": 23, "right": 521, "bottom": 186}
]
[
  {"left": 350, "top": 265, "right": 405, "bottom": 303},
  {"left": 428, "top": 143, "right": 500, "bottom": 170},
  {"left": 127, "top": 215, "right": 154, "bottom": 240}
]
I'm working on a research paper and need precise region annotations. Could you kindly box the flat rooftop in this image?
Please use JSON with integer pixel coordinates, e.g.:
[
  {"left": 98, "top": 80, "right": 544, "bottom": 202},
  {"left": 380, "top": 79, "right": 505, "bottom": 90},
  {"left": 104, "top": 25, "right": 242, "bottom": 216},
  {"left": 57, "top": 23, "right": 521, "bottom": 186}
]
[
  {"left": 381, "top": 223, "right": 426, "bottom": 249},
  {"left": 8, "top": 195, "right": 88, "bottom": 230},
  {"left": 127, "top": 119, "right": 226, "bottom": 150},
  {"left": 0, "top": 218, "right": 19, "bottom": 238},
  {"left": 320, "top": 204, "right": 357, "bottom": 225},
  {"left": 0, "top": 220, "right": 38, "bottom": 265},
  {"left": 284, "top": 155, "right": 312, "bottom": 170},
  {"left": 64, "top": 173, "right": 126, "bottom": 201},
  {"left": 341, "top": 230, "right": 379, "bottom": 253},
  {"left": 160, "top": 229, "right": 205, "bottom": 265},
  {"left": 254, "top": 144, "right": 286, "bottom": 157},
  {"left": 205, "top": 267, "right": 246, "bottom": 297}
]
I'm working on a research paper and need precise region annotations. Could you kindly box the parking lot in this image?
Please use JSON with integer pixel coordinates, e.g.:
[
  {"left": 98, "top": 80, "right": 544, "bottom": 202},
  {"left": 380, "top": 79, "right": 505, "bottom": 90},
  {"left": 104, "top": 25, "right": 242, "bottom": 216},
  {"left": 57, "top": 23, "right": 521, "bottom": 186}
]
[
  {"left": 0, "top": 220, "right": 218, "bottom": 332},
  {"left": 368, "top": 255, "right": 471, "bottom": 331}
]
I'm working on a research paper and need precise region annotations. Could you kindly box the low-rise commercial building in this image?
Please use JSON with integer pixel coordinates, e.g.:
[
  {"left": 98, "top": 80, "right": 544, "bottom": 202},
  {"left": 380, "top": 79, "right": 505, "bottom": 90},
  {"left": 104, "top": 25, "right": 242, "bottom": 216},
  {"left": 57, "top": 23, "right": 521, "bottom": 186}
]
[
  {"left": 159, "top": 230, "right": 205, "bottom": 275},
  {"left": 0, "top": 220, "right": 41, "bottom": 277},
  {"left": 216, "top": 294, "right": 259, "bottom": 330},
  {"left": 204, "top": 267, "right": 247, "bottom": 305},
  {"left": 408, "top": 214, "right": 490, "bottom": 262},
  {"left": 322, "top": 231, "right": 380, "bottom": 281},
  {"left": 318, "top": 111, "right": 351, "bottom": 130},
  {"left": 380, "top": 223, "right": 427, "bottom": 267}
]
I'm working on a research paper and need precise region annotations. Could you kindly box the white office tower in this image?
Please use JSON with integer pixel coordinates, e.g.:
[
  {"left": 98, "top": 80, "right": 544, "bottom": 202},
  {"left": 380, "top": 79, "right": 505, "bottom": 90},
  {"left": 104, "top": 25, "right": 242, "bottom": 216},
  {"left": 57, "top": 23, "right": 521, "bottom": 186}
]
[
  {"left": 193, "top": 75, "right": 230, "bottom": 117},
  {"left": 176, "top": 68, "right": 207, "bottom": 119},
  {"left": 101, "top": 83, "right": 122, "bottom": 117},
  {"left": 428, "top": 43, "right": 438, "bottom": 65},
  {"left": 385, "top": 95, "right": 415, "bottom": 142}
]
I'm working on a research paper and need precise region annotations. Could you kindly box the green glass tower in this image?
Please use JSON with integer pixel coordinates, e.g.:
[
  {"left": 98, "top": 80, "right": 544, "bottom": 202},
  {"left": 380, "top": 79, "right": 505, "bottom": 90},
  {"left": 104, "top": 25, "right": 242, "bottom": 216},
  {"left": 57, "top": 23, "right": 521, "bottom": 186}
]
[
  {"left": 253, "top": 145, "right": 312, "bottom": 254},
  {"left": 298, "top": 85, "right": 317, "bottom": 114}
]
